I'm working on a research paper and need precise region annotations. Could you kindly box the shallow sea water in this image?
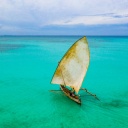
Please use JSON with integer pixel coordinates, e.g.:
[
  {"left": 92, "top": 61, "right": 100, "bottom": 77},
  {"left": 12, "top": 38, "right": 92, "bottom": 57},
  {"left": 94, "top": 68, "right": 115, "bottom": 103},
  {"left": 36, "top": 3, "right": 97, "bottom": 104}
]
[{"left": 0, "top": 36, "right": 128, "bottom": 128}]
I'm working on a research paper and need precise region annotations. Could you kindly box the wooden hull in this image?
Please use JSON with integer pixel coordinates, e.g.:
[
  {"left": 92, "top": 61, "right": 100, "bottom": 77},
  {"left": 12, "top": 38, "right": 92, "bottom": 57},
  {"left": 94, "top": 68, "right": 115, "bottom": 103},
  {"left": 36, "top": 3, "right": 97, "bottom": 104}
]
[{"left": 60, "top": 85, "right": 81, "bottom": 104}]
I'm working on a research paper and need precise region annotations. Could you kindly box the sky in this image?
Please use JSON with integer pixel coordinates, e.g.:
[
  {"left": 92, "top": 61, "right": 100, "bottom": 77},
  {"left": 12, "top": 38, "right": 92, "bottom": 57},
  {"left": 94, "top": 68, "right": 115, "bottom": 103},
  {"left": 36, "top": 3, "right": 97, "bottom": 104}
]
[{"left": 0, "top": 0, "right": 128, "bottom": 35}]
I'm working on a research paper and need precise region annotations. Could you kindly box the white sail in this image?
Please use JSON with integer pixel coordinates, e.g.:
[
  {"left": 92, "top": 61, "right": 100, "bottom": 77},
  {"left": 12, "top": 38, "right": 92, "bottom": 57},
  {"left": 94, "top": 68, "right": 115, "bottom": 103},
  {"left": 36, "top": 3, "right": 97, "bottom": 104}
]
[{"left": 51, "top": 36, "right": 90, "bottom": 93}]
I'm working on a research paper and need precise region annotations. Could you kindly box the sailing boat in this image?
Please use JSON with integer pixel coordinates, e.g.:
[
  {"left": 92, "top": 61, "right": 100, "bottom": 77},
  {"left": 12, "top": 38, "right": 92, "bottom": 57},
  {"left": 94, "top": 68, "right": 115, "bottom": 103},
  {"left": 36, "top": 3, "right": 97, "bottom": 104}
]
[{"left": 51, "top": 36, "right": 98, "bottom": 104}]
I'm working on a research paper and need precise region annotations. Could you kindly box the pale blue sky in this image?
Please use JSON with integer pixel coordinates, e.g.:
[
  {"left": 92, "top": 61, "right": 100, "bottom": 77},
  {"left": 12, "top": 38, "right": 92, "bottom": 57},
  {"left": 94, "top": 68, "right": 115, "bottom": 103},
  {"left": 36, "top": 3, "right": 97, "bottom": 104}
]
[{"left": 0, "top": 0, "right": 128, "bottom": 35}]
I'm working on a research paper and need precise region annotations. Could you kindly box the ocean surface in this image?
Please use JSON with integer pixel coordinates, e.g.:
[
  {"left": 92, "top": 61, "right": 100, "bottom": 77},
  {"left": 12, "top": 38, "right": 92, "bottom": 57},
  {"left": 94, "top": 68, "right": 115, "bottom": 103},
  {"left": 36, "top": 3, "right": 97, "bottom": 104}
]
[{"left": 0, "top": 36, "right": 128, "bottom": 128}]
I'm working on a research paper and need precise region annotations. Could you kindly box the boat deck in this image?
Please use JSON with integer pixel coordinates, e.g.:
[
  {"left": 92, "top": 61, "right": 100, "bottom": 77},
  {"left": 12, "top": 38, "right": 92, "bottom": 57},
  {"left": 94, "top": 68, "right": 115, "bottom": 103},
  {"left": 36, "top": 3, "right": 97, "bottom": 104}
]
[{"left": 60, "top": 85, "right": 81, "bottom": 104}]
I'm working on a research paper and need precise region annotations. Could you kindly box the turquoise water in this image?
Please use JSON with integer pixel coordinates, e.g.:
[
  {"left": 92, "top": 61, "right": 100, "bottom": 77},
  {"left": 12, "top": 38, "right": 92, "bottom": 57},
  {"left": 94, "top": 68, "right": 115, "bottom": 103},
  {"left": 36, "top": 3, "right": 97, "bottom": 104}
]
[{"left": 0, "top": 36, "right": 128, "bottom": 128}]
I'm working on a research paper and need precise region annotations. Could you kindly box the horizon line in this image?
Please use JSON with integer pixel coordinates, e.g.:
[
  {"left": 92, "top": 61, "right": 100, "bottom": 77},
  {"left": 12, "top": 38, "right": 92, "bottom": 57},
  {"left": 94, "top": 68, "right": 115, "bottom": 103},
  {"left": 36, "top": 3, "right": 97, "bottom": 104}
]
[{"left": 0, "top": 35, "right": 128, "bottom": 37}]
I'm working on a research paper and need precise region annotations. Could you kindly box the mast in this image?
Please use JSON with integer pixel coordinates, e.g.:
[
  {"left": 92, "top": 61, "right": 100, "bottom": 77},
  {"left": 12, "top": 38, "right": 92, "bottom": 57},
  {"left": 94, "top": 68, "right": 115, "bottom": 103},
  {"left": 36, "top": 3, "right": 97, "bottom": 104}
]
[{"left": 51, "top": 36, "right": 90, "bottom": 93}]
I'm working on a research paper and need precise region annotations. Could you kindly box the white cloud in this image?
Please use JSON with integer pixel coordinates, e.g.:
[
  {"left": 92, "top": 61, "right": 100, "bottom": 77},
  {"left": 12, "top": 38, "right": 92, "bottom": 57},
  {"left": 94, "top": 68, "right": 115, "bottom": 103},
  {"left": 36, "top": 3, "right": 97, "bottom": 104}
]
[
  {"left": 0, "top": 0, "right": 128, "bottom": 32},
  {"left": 50, "top": 14, "right": 128, "bottom": 26}
]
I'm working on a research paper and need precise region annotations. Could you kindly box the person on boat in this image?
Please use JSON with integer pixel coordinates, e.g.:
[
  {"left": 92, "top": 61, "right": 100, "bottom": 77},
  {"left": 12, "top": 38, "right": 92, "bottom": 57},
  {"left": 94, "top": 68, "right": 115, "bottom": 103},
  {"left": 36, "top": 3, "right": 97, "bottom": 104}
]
[{"left": 70, "top": 88, "right": 75, "bottom": 97}]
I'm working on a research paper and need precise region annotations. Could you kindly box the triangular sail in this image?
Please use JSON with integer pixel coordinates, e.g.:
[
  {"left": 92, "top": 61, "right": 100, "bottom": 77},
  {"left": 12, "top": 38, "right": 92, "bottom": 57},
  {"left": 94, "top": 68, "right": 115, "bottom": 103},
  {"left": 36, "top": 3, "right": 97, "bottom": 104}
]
[{"left": 51, "top": 36, "right": 90, "bottom": 93}]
